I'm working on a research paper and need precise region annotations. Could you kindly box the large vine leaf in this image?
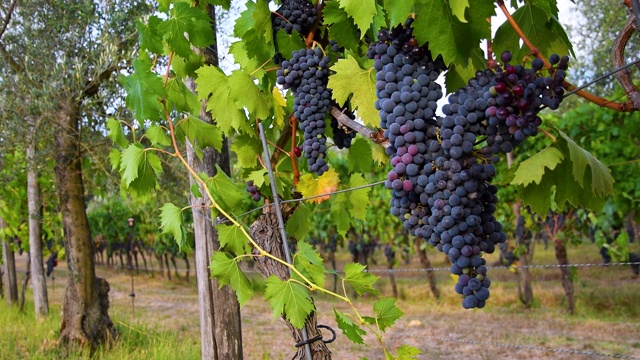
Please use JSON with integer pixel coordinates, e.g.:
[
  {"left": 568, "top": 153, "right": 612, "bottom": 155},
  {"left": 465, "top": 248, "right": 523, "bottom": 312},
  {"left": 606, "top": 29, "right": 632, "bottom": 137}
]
[
  {"left": 264, "top": 276, "right": 315, "bottom": 329},
  {"left": 205, "top": 165, "right": 245, "bottom": 214},
  {"left": 195, "top": 65, "right": 250, "bottom": 135},
  {"left": 106, "top": 118, "right": 128, "bottom": 148},
  {"left": 160, "top": 203, "right": 186, "bottom": 248},
  {"left": 384, "top": 0, "right": 416, "bottom": 26},
  {"left": 174, "top": 115, "right": 223, "bottom": 151},
  {"left": 210, "top": 252, "right": 253, "bottom": 306},
  {"left": 322, "top": 1, "right": 360, "bottom": 52},
  {"left": 493, "top": 3, "right": 573, "bottom": 63},
  {"left": 233, "top": 0, "right": 273, "bottom": 60},
  {"left": 286, "top": 204, "right": 312, "bottom": 241},
  {"left": 334, "top": 309, "right": 367, "bottom": 344},
  {"left": 328, "top": 56, "right": 378, "bottom": 126},
  {"left": 159, "top": 3, "right": 214, "bottom": 58},
  {"left": 343, "top": 262, "right": 379, "bottom": 296},
  {"left": 362, "top": 298, "right": 404, "bottom": 332},
  {"left": 293, "top": 241, "right": 326, "bottom": 287},
  {"left": 119, "top": 143, "right": 163, "bottom": 194},
  {"left": 216, "top": 224, "right": 249, "bottom": 256},
  {"left": 336, "top": 0, "right": 377, "bottom": 38},
  {"left": 136, "top": 16, "right": 164, "bottom": 54},
  {"left": 297, "top": 168, "right": 340, "bottom": 204},
  {"left": 505, "top": 130, "right": 614, "bottom": 214},
  {"left": 120, "top": 57, "right": 165, "bottom": 122},
  {"left": 347, "top": 174, "right": 371, "bottom": 221}
]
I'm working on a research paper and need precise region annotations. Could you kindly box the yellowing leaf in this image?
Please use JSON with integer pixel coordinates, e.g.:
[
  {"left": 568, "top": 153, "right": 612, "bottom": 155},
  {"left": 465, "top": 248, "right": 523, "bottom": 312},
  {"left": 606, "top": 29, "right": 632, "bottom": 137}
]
[
  {"left": 297, "top": 168, "right": 340, "bottom": 204},
  {"left": 272, "top": 87, "right": 287, "bottom": 127}
]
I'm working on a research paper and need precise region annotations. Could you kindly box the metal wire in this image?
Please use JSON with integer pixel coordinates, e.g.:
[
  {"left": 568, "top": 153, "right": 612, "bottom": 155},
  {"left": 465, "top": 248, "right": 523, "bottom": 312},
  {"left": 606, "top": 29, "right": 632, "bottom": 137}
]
[{"left": 364, "top": 261, "right": 640, "bottom": 273}]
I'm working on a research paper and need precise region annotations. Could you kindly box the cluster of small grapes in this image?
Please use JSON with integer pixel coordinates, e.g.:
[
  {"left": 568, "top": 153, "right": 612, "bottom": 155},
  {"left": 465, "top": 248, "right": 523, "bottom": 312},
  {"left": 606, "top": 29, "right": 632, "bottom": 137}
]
[
  {"left": 245, "top": 180, "right": 262, "bottom": 202},
  {"left": 276, "top": 48, "right": 332, "bottom": 175},
  {"left": 369, "top": 20, "right": 509, "bottom": 308},
  {"left": 272, "top": 0, "right": 317, "bottom": 35},
  {"left": 330, "top": 105, "right": 356, "bottom": 149}
]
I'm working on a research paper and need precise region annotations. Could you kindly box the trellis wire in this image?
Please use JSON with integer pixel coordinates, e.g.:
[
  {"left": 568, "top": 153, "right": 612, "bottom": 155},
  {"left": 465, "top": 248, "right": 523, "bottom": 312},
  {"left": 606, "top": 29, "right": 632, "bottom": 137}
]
[
  {"left": 423, "top": 335, "right": 640, "bottom": 359},
  {"left": 562, "top": 58, "right": 640, "bottom": 99},
  {"left": 363, "top": 261, "right": 640, "bottom": 273}
]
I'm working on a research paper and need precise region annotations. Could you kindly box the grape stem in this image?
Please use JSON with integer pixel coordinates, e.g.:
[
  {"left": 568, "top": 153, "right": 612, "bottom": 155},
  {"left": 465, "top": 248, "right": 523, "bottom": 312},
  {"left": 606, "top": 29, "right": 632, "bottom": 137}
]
[
  {"left": 330, "top": 106, "right": 390, "bottom": 148},
  {"left": 289, "top": 114, "right": 300, "bottom": 186},
  {"left": 538, "top": 127, "right": 557, "bottom": 142},
  {"left": 496, "top": 0, "right": 638, "bottom": 112}
]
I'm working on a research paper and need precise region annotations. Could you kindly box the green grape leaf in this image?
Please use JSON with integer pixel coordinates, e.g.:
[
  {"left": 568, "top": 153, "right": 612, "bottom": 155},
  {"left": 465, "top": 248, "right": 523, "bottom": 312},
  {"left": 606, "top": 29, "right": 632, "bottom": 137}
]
[
  {"left": 166, "top": 77, "right": 200, "bottom": 114},
  {"left": 206, "top": 165, "right": 245, "bottom": 213},
  {"left": 108, "top": 148, "right": 121, "bottom": 170},
  {"left": 493, "top": 4, "right": 572, "bottom": 63},
  {"left": 465, "top": 1, "right": 495, "bottom": 38},
  {"left": 384, "top": 0, "right": 415, "bottom": 26},
  {"left": 231, "top": 134, "right": 260, "bottom": 168},
  {"left": 556, "top": 130, "right": 614, "bottom": 197},
  {"left": 190, "top": 183, "right": 203, "bottom": 198},
  {"left": 160, "top": 203, "right": 186, "bottom": 247},
  {"left": 529, "top": 0, "right": 559, "bottom": 19},
  {"left": 328, "top": 56, "right": 378, "bottom": 126},
  {"left": 275, "top": 30, "right": 306, "bottom": 60},
  {"left": 413, "top": 0, "right": 479, "bottom": 65},
  {"left": 195, "top": 65, "right": 250, "bottom": 135},
  {"left": 107, "top": 118, "right": 128, "bottom": 148},
  {"left": 228, "top": 70, "right": 271, "bottom": 119},
  {"left": 343, "top": 262, "right": 379, "bottom": 295},
  {"left": 119, "top": 143, "right": 163, "bottom": 193},
  {"left": 370, "top": 3, "right": 387, "bottom": 35},
  {"left": 334, "top": 309, "right": 367, "bottom": 344},
  {"left": 136, "top": 16, "right": 164, "bottom": 54},
  {"left": 264, "top": 276, "right": 315, "bottom": 329},
  {"left": 146, "top": 125, "right": 172, "bottom": 147},
  {"left": 293, "top": 241, "right": 326, "bottom": 287},
  {"left": 331, "top": 192, "right": 351, "bottom": 237},
  {"left": 234, "top": 1, "right": 273, "bottom": 60},
  {"left": 229, "top": 41, "right": 266, "bottom": 80},
  {"left": 371, "top": 297, "right": 404, "bottom": 331},
  {"left": 216, "top": 224, "right": 249, "bottom": 255},
  {"left": 175, "top": 115, "right": 223, "bottom": 151},
  {"left": 396, "top": 344, "right": 423, "bottom": 359},
  {"left": 323, "top": 1, "right": 360, "bottom": 52},
  {"left": 210, "top": 252, "right": 253, "bottom": 305},
  {"left": 202, "top": 0, "right": 231, "bottom": 10},
  {"left": 159, "top": 3, "right": 214, "bottom": 58},
  {"left": 503, "top": 146, "right": 564, "bottom": 186},
  {"left": 337, "top": 0, "right": 377, "bottom": 38},
  {"left": 449, "top": 0, "right": 469, "bottom": 22},
  {"left": 172, "top": 51, "right": 204, "bottom": 78},
  {"left": 286, "top": 204, "right": 312, "bottom": 241},
  {"left": 348, "top": 174, "right": 371, "bottom": 221},
  {"left": 444, "top": 47, "right": 486, "bottom": 97},
  {"left": 120, "top": 57, "right": 165, "bottom": 122},
  {"left": 246, "top": 169, "right": 268, "bottom": 187},
  {"left": 348, "top": 138, "right": 373, "bottom": 174}
]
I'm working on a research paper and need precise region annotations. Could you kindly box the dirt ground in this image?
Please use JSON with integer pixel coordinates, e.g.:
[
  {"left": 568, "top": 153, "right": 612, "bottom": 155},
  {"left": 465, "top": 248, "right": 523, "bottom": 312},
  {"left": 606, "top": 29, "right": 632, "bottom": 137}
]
[{"left": 15, "top": 252, "right": 640, "bottom": 360}]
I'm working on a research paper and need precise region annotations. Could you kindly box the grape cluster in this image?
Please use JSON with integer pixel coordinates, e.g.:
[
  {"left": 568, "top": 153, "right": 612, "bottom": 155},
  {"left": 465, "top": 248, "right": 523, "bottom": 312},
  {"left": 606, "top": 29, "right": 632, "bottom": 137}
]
[
  {"left": 245, "top": 180, "right": 262, "bottom": 202},
  {"left": 276, "top": 48, "right": 332, "bottom": 175},
  {"left": 272, "top": 0, "right": 317, "bottom": 35},
  {"left": 330, "top": 105, "right": 356, "bottom": 149}
]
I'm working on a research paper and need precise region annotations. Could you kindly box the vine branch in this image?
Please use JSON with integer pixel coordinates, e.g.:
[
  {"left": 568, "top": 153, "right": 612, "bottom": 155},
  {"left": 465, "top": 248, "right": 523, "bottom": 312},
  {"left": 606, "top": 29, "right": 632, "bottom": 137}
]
[{"left": 330, "top": 106, "right": 390, "bottom": 148}]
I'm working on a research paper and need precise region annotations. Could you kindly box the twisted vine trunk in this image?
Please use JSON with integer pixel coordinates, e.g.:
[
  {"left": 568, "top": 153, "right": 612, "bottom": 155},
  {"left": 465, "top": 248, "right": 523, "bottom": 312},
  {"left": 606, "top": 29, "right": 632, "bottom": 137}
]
[
  {"left": 414, "top": 240, "right": 439, "bottom": 299},
  {"left": 250, "top": 213, "right": 332, "bottom": 360},
  {"left": 515, "top": 211, "right": 534, "bottom": 308},
  {"left": 55, "top": 97, "right": 115, "bottom": 347}
]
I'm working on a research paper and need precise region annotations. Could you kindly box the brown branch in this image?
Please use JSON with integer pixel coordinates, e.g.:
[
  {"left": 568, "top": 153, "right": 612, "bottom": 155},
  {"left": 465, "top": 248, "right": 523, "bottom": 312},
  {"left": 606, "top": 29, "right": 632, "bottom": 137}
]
[
  {"left": 612, "top": 16, "right": 640, "bottom": 109},
  {"left": 269, "top": 118, "right": 292, "bottom": 168},
  {"left": 304, "top": 2, "right": 325, "bottom": 47},
  {"left": 81, "top": 63, "right": 121, "bottom": 99},
  {"left": 0, "top": 0, "right": 18, "bottom": 41},
  {"left": 497, "top": 0, "right": 637, "bottom": 112},
  {"left": 330, "top": 106, "right": 390, "bottom": 148}
]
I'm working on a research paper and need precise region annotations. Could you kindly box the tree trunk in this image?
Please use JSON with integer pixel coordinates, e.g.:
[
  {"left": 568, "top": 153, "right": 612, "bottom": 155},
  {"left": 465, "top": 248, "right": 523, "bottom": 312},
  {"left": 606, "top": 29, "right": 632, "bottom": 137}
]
[
  {"left": 387, "top": 261, "right": 398, "bottom": 299},
  {"left": 554, "top": 238, "right": 575, "bottom": 314},
  {"left": 27, "top": 120, "right": 49, "bottom": 319},
  {"left": 54, "top": 97, "right": 115, "bottom": 347},
  {"left": 250, "top": 213, "right": 332, "bottom": 359},
  {"left": 414, "top": 240, "right": 439, "bottom": 299},
  {"left": 19, "top": 254, "right": 31, "bottom": 313},
  {"left": 1, "top": 217, "right": 18, "bottom": 305}
]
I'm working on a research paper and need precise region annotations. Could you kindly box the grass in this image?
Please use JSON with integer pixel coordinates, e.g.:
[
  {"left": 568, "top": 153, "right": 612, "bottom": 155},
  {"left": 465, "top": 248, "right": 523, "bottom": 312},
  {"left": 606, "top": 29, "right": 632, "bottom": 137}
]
[
  {"left": 0, "top": 298, "right": 200, "bottom": 360},
  {"left": 3, "top": 238, "right": 639, "bottom": 359}
]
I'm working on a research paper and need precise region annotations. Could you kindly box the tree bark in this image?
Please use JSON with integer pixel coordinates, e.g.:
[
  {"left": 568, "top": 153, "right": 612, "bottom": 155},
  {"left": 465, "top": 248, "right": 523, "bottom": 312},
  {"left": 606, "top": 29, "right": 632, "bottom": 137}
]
[
  {"left": 1, "top": 217, "right": 18, "bottom": 305},
  {"left": 27, "top": 118, "right": 49, "bottom": 319},
  {"left": 250, "top": 213, "right": 332, "bottom": 360},
  {"left": 554, "top": 238, "right": 575, "bottom": 314},
  {"left": 19, "top": 254, "right": 30, "bottom": 313},
  {"left": 414, "top": 239, "right": 440, "bottom": 299},
  {"left": 54, "top": 97, "right": 115, "bottom": 347}
]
